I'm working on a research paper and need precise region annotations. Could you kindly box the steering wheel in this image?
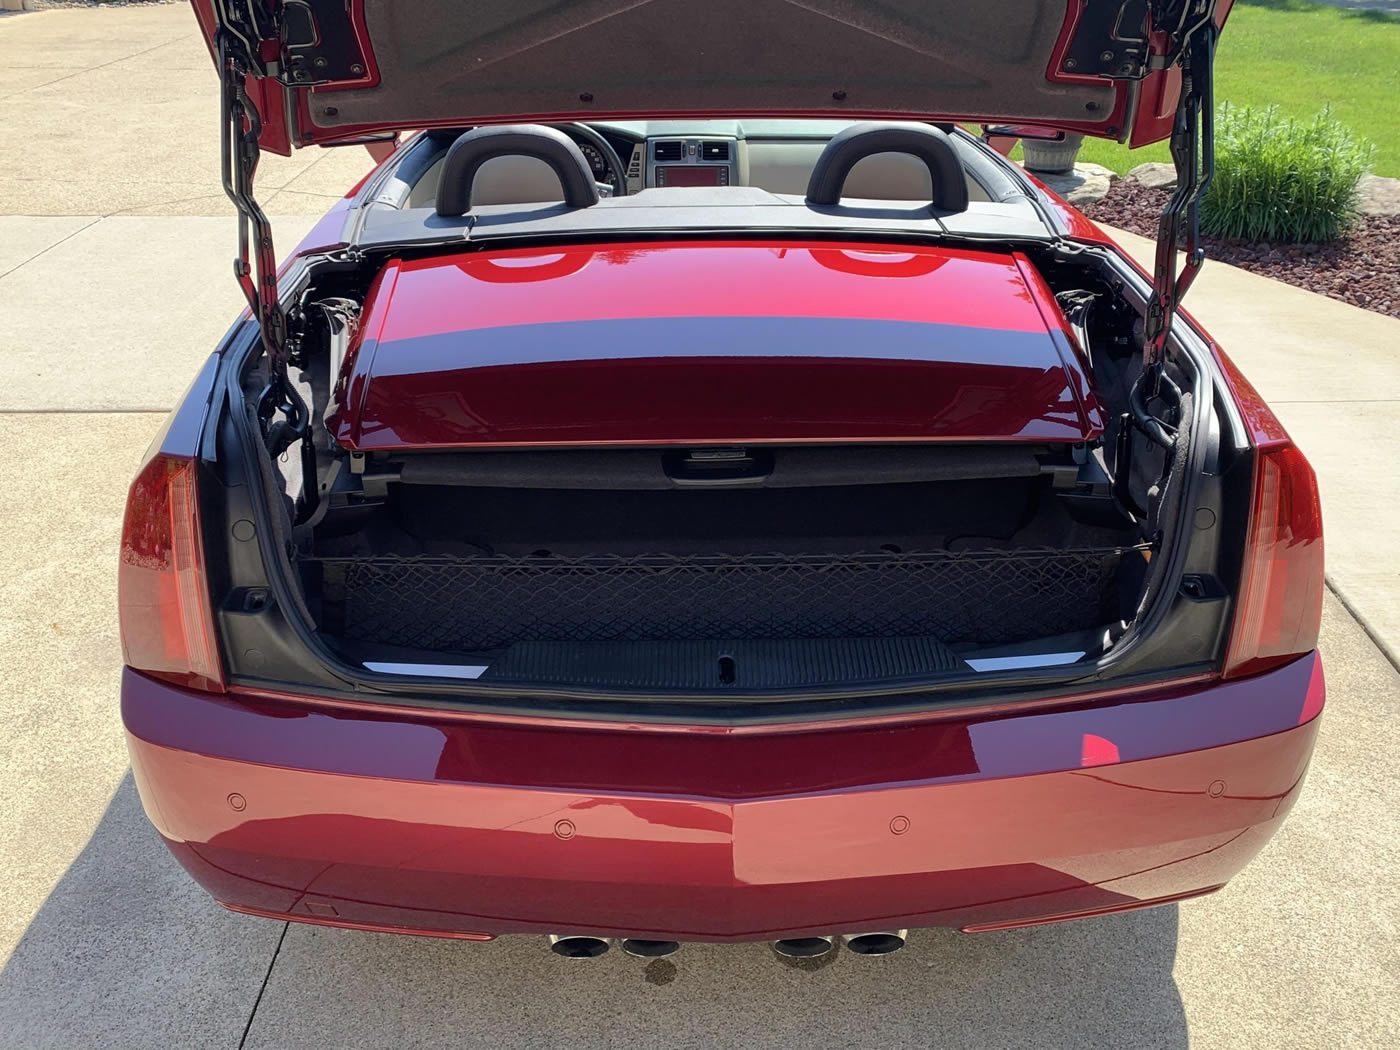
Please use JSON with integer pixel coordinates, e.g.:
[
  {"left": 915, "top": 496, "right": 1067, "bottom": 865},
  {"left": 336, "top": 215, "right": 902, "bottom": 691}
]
[{"left": 554, "top": 122, "right": 629, "bottom": 196}]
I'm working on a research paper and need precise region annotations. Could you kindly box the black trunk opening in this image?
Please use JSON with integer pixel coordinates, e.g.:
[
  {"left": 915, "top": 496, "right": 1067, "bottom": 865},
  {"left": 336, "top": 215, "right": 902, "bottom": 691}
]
[{"left": 297, "top": 469, "right": 1149, "bottom": 689}]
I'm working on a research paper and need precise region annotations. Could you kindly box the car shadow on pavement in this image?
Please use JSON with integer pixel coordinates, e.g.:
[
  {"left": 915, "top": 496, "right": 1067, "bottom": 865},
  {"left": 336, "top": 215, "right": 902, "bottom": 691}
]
[
  {"left": 0, "top": 775, "right": 283, "bottom": 1050},
  {"left": 0, "top": 774, "right": 1188, "bottom": 1050},
  {"left": 243, "top": 906, "right": 1188, "bottom": 1050}
]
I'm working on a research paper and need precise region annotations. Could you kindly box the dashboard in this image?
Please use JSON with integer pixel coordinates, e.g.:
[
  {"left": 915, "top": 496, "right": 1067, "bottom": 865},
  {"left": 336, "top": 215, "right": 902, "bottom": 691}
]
[
  {"left": 644, "top": 138, "right": 735, "bottom": 188},
  {"left": 406, "top": 120, "right": 995, "bottom": 208},
  {"left": 594, "top": 120, "right": 991, "bottom": 202},
  {"left": 574, "top": 141, "right": 617, "bottom": 186}
]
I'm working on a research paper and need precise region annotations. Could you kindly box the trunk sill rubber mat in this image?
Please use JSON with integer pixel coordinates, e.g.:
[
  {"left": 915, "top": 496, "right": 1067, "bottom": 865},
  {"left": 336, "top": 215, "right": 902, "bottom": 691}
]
[{"left": 480, "top": 635, "right": 966, "bottom": 689}]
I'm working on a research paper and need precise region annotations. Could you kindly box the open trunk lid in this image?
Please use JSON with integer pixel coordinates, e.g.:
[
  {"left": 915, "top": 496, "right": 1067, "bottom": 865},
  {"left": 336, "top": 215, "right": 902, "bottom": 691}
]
[
  {"left": 194, "top": 0, "right": 1231, "bottom": 153},
  {"left": 202, "top": 1, "right": 1226, "bottom": 585}
]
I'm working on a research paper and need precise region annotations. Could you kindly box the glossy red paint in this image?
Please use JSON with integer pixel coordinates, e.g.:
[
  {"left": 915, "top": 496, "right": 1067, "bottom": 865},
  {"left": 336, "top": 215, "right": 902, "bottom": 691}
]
[
  {"left": 1013, "top": 251, "right": 1102, "bottom": 427},
  {"left": 1027, "top": 174, "right": 1112, "bottom": 241},
  {"left": 326, "top": 241, "right": 1107, "bottom": 451},
  {"left": 287, "top": 196, "right": 353, "bottom": 258},
  {"left": 273, "top": 136, "right": 397, "bottom": 258},
  {"left": 1209, "top": 340, "right": 1293, "bottom": 452},
  {"left": 124, "top": 653, "right": 1322, "bottom": 940},
  {"left": 187, "top": 0, "right": 294, "bottom": 155},
  {"left": 1027, "top": 184, "right": 1293, "bottom": 458},
  {"left": 362, "top": 136, "right": 399, "bottom": 165},
  {"left": 221, "top": 902, "right": 495, "bottom": 941},
  {"left": 1128, "top": 1, "right": 1236, "bottom": 148},
  {"left": 374, "top": 242, "right": 1052, "bottom": 340}
]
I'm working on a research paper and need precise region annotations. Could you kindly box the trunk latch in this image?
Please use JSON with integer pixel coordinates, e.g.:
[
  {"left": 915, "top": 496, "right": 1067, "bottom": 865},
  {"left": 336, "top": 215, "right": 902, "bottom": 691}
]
[{"left": 663, "top": 448, "right": 775, "bottom": 486}]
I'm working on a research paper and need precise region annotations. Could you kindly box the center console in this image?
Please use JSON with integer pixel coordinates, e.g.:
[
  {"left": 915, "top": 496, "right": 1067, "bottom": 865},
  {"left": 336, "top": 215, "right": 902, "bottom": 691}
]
[{"left": 647, "top": 137, "right": 738, "bottom": 188}]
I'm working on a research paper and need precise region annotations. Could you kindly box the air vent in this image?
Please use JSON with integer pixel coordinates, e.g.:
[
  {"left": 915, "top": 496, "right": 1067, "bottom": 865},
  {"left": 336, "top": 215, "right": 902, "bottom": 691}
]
[
  {"left": 653, "top": 140, "right": 684, "bottom": 162},
  {"left": 701, "top": 141, "right": 731, "bottom": 161}
]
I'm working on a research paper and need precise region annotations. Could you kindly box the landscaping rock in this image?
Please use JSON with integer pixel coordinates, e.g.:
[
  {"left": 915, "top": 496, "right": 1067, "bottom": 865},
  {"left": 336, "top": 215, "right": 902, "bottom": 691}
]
[
  {"left": 1076, "top": 163, "right": 1118, "bottom": 181},
  {"left": 1128, "top": 162, "right": 1178, "bottom": 191},
  {"left": 1083, "top": 178, "right": 1400, "bottom": 320},
  {"left": 1035, "top": 163, "right": 1116, "bottom": 205},
  {"left": 1356, "top": 174, "right": 1400, "bottom": 217}
]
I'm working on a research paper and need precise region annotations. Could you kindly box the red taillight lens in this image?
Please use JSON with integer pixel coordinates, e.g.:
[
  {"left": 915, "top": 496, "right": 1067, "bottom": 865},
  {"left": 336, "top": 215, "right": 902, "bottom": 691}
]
[
  {"left": 118, "top": 453, "right": 224, "bottom": 692},
  {"left": 1224, "top": 444, "right": 1323, "bottom": 680}
]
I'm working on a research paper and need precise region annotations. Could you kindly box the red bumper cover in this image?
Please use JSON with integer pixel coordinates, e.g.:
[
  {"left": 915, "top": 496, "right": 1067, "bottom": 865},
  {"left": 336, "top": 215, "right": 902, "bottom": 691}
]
[{"left": 123, "top": 656, "right": 1322, "bottom": 940}]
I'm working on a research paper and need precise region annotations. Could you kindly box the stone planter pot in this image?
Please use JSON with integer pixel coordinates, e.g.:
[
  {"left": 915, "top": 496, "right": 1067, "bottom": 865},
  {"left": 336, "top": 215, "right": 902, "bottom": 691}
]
[{"left": 1022, "top": 134, "right": 1085, "bottom": 175}]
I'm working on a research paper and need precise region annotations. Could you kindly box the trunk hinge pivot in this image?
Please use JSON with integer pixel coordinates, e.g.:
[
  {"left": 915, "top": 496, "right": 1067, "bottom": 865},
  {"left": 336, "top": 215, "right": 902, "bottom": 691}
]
[{"left": 217, "top": 30, "right": 310, "bottom": 452}]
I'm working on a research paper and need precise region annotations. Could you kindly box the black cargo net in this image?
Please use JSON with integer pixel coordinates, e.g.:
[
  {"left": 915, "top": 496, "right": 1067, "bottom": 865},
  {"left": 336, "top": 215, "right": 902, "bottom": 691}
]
[{"left": 310, "top": 546, "right": 1146, "bottom": 653}]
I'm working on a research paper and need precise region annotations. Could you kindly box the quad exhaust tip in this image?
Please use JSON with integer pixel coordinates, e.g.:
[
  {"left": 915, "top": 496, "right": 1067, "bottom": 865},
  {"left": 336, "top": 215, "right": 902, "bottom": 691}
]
[
  {"left": 621, "top": 938, "right": 681, "bottom": 958},
  {"left": 841, "top": 930, "right": 908, "bottom": 956},
  {"left": 548, "top": 934, "right": 613, "bottom": 959},
  {"left": 772, "top": 936, "right": 837, "bottom": 959},
  {"left": 550, "top": 931, "right": 904, "bottom": 959},
  {"left": 548, "top": 935, "right": 681, "bottom": 959}
]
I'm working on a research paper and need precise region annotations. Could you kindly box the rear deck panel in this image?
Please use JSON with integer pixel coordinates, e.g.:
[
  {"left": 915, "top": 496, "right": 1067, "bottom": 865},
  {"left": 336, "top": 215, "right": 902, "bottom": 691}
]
[{"left": 326, "top": 240, "right": 1105, "bottom": 451}]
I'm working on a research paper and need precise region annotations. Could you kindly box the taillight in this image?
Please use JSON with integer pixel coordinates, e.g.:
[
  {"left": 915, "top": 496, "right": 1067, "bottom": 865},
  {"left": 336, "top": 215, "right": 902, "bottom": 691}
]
[
  {"left": 118, "top": 453, "right": 224, "bottom": 692},
  {"left": 1224, "top": 444, "right": 1323, "bottom": 679}
]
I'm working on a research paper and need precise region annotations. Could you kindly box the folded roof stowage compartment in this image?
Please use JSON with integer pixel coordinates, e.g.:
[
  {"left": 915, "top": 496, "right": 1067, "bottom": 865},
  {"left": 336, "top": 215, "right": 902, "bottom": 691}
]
[{"left": 326, "top": 240, "right": 1106, "bottom": 451}]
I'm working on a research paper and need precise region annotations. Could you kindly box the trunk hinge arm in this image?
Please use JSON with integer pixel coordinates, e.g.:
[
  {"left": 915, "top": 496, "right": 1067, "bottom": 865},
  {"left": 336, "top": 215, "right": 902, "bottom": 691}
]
[
  {"left": 217, "top": 30, "right": 309, "bottom": 451},
  {"left": 1142, "top": 9, "right": 1217, "bottom": 375},
  {"left": 1127, "top": 8, "right": 1215, "bottom": 453}
]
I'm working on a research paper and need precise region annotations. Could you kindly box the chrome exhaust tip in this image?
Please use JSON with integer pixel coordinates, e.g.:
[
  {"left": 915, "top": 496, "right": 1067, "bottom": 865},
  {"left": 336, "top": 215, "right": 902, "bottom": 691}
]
[
  {"left": 548, "top": 934, "right": 613, "bottom": 958},
  {"left": 620, "top": 938, "right": 681, "bottom": 958},
  {"left": 841, "top": 930, "right": 908, "bottom": 956},
  {"left": 772, "top": 936, "right": 837, "bottom": 959}
]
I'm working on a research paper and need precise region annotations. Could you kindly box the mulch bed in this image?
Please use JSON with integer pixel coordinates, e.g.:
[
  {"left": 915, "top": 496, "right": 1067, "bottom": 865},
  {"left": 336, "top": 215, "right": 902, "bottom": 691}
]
[{"left": 1082, "top": 180, "right": 1400, "bottom": 320}]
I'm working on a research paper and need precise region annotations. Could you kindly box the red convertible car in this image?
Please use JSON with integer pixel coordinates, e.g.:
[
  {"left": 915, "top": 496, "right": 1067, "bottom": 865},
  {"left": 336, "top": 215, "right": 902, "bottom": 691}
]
[{"left": 121, "top": 0, "right": 1324, "bottom": 959}]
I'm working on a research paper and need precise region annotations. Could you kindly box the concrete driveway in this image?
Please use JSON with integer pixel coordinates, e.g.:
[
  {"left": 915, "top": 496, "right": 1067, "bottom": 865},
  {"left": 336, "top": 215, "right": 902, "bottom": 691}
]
[{"left": 1, "top": 7, "right": 1398, "bottom": 1049}]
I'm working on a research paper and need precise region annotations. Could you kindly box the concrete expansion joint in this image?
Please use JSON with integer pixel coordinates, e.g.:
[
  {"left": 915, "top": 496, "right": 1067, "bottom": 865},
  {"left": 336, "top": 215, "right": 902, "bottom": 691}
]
[
  {"left": 238, "top": 921, "right": 289, "bottom": 1050},
  {"left": 1325, "top": 577, "right": 1400, "bottom": 675},
  {"left": 0, "top": 217, "right": 100, "bottom": 281}
]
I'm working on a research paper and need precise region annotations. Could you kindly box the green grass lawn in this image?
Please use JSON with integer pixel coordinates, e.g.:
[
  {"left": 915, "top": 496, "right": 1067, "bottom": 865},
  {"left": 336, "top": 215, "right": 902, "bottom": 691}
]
[{"left": 1056, "top": 0, "right": 1400, "bottom": 176}]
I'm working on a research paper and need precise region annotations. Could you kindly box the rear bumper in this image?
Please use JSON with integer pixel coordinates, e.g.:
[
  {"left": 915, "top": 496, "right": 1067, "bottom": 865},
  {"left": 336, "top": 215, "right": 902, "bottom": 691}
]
[{"left": 123, "top": 655, "right": 1323, "bottom": 941}]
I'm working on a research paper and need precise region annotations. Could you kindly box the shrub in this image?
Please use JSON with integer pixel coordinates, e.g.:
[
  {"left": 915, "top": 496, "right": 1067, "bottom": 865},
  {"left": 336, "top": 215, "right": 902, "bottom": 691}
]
[{"left": 1201, "top": 104, "right": 1374, "bottom": 243}]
